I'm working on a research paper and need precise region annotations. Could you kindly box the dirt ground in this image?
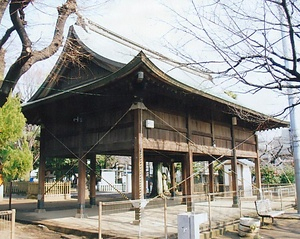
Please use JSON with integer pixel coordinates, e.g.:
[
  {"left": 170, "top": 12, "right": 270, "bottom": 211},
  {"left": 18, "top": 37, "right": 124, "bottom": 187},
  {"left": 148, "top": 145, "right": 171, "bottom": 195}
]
[
  {"left": 13, "top": 216, "right": 300, "bottom": 239},
  {"left": 213, "top": 218, "right": 300, "bottom": 239},
  {"left": 14, "top": 222, "right": 84, "bottom": 239}
]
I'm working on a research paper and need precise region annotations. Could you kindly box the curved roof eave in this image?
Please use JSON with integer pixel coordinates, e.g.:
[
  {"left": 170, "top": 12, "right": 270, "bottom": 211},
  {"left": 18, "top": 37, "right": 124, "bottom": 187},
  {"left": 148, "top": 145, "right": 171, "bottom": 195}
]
[
  {"left": 23, "top": 51, "right": 289, "bottom": 129},
  {"left": 30, "top": 26, "right": 125, "bottom": 101},
  {"left": 23, "top": 51, "right": 145, "bottom": 109},
  {"left": 137, "top": 52, "right": 288, "bottom": 128}
]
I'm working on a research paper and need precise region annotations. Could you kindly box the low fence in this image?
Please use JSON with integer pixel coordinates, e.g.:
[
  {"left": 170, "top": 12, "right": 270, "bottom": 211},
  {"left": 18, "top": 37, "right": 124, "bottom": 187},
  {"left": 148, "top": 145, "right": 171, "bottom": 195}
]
[
  {"left": 193, "top": 183, "right": 295, "bottom": 195},
  {"left": 97, "top": 183, "right": 124, "bottom": 192},
  {"left": 96, "top": 184, "right": 296, "bottom": 239},
  {"left": 4, "top": 182, "right": 71, "bottom": 200},
  {"left": 3, "top": 182, "right": 28, "bottom": 195},
  {"left": 260, "top": 184, "right": 295, "bottom": 199},
  {"left": 0, "top": 209, "right": 15, "bottom": 239}
]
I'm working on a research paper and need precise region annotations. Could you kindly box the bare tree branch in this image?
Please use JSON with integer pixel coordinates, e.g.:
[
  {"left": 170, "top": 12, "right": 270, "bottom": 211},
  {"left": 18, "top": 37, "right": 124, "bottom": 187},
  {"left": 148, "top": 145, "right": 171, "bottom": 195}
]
[
  {"left": 166, "top": 0, "right": 300, "bottom": 117},
  {"left": 0, "top": 26, "right": 16, "bottom": 49},
  {"left": 0, "top": 0, "right": 9, "bottom": 23},
  {"left": 0, "top": 0, "right": 77, "bottom": 106}
]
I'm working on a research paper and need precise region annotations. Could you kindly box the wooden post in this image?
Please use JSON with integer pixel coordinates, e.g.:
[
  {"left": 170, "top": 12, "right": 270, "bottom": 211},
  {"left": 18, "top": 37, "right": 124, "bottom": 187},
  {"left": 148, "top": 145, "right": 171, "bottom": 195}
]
[
  {"left": 98, "top": 202, "right": 102, "bottom": 239},
  {"left": 183, "top": 111, "right": 194, "bottom": 211},
  {"left": 76, "top": 116, "right": 87, "bottom": 218},
  {"left": 170, "top": 161, "right": 176, "bottom": 197},
  {"left": 76, "top": 155, "right": 87, "bottom": 217},
  {"left": 182, "top": 158, "right": 187, "bottom": 199},
  {"left": 131, "top": 102, "right": 145, "bottom": 222},
  {"left": 209, "top": 159, "right": 214, "bottom": 200},
  {"left": 184, "top": 145, "right": 194, "bottom": 212},
  {"left": 254, "top": 134, "right": 262, "bottom": 199},
  {"left": 11, "top": 209, "right": 15, "bottom": 239},
  {"left": 37, "top": 125, "right": 46, "bottom": 212},
  {"left": 231, "top": 118, "right": 239, "bottom": 207},
  {"left": 164, "top": 196, "right": 168, "bottom": 238},
  {"left": 8, "top": 181, "right": 12, "bottom": 210},
  {"left": 90, "top": 154, "right": 97, "bottom": 207}
]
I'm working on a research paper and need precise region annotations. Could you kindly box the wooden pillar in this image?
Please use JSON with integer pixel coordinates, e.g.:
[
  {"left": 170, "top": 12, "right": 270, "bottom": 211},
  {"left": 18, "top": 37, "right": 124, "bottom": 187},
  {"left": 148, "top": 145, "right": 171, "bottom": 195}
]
[
  {"left": 131, "top": 102, "right": 145, "bottom": 222},
  {"left": 182, "top": 158, "right": 187, "bottom": 198},
  {"left": 254, "top": 134, "right": 262, "bottom": 199},
  {"left": 131, "top": 154, "right": 137, "bottom": 199},
  {"left": 37, "top": 125, "right": 46, "bottom": 212},
  {"left": 209, "top": 159, "right": 214, "bottom": 199},
  {"left": 76, "top": 115, "right": 87, "bottom": 218},
  {"left": 89, "top": 154, "right": 96, "bottom": 207},
  {"left": 231, "top": 117, "right": 239, "bottom": 207},
  {"left": 182, "top": 111, "right": 194, "bottom": 210},
  {"left": 144, "top": 160, "right": 147, "bottom": 196},
  {"left": 170, "top": 161, "right": 176, "bottom": 197},
  {"left": 76, "top": 155, "right": 87, "bottom": 217},
  {"left": 183, "top": 146, "right": 194, "bottom": 212}
]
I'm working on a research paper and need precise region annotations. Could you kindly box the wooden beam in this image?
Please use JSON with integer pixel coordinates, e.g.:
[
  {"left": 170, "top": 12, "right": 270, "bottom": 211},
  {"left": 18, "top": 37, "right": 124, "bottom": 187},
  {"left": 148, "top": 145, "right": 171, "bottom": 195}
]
[
  {"left": 143, "top": 138, "right": 258, "bottom": 158},
  {"left": 143, "top": 138, "right": 188, "bottom": 152}
]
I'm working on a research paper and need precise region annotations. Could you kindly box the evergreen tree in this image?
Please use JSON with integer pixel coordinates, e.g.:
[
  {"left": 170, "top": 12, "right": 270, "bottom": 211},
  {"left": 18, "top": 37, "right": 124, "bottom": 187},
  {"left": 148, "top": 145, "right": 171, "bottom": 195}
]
[
  {"left": 260, "top": 165, "right": 280, "bottom": 185},
  {"left": 0, "top": 93, "right": 32, "bottom": 182}
]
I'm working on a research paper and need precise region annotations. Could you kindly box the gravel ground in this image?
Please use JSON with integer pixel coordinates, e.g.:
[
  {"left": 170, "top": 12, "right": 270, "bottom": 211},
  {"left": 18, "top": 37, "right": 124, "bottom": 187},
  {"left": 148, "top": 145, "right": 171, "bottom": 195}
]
[{"left": 14, "top": 222, "right": 84, "bottom": 239}]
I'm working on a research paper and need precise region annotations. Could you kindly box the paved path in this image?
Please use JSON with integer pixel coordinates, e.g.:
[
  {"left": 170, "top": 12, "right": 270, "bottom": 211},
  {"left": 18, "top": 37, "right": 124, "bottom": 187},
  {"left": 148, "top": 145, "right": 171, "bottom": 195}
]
[{"left": 0, "top": 194, "right": 299, "bottom": 238}]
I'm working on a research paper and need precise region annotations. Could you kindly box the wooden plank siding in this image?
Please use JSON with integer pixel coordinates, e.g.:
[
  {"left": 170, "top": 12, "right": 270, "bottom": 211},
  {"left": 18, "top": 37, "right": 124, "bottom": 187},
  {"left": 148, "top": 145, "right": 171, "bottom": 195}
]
[
  {"left": 41, "top": 100, "right": 258, "bottom": 159},
  {"left": 141, "top": 107, "right": 257, "bottom": 159},
  {"left": 142, "top": 109, "right": 187, "bottom": 144},
  {"left": 43, "top": 106, "right": 135, "bottom": 157}
]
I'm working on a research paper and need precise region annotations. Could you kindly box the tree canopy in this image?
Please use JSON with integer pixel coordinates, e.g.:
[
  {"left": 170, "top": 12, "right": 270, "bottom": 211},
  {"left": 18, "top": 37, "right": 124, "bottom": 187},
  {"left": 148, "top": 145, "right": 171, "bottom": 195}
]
[
  {"left": 0, "top": 93, "right": 32, "bottom": 181},
  {"left": 0, "top": 93, "right": 26, "bottom": 148}
]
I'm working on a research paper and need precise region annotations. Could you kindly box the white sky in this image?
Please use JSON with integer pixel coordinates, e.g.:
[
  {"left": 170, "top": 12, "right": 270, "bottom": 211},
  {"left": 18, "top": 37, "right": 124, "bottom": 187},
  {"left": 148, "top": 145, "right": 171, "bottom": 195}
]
[{"left": 0, "top": 0, "right": 292, "bottom": 119}]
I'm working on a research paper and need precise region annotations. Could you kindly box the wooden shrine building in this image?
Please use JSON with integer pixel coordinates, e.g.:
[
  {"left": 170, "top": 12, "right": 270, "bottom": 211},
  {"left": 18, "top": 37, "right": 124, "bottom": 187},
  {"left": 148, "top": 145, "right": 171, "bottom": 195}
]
[{"left": 23, "top": 26, "right": 288, "bottom": 218}]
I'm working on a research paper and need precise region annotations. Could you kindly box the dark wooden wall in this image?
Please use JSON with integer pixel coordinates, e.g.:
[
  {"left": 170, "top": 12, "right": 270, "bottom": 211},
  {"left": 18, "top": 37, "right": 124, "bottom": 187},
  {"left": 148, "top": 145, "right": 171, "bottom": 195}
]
[{"left": 36, "top": 64, "right": 257, "bottom": 160}]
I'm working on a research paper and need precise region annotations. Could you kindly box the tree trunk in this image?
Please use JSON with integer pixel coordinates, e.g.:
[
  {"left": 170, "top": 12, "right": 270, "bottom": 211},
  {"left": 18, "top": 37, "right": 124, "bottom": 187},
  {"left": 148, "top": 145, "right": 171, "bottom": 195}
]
[
  {"left": 0, "top": 48, "right": 5, "bottom": 81},
  {"left": 9, "top": 181, "right": 12, "bottom": 210},
  {"left": 0, "top": 0, "right": 9, "bottom": 24}
]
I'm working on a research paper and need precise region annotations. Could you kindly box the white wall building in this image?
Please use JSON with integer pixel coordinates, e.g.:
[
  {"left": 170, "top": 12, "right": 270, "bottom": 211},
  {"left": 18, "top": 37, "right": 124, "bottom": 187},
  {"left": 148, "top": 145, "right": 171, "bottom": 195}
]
[{"left": 224, "top": 159, "right": 254, "bottom": 197}]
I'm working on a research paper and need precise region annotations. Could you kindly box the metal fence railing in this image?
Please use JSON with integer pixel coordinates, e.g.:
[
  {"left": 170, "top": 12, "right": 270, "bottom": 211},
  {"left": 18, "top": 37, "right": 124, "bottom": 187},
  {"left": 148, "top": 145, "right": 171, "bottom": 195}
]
[
  {"left": 96, "top": 184, "right": 296, "bottom": 238},
  {"left": 0, "top": 209, "right": 15, "bottom": 239}
]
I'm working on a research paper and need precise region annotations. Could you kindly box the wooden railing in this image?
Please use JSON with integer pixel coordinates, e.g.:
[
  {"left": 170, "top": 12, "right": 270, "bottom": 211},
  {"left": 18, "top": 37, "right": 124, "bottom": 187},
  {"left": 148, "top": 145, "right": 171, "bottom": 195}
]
[
  {"left": 4, "top": 182, "right": 71, "bottom": 200},
  {"left": 3, "top": 182, "right": 28, "bottom": 195},
  {"left": 0, "top": 209, "right": 15, "bottom": 239},
  {"left": 45, "top": 182, "right": 71, "bottom": 198},
  {"left": 97, "top": 183, "right": 124, "bottom": 192}
]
